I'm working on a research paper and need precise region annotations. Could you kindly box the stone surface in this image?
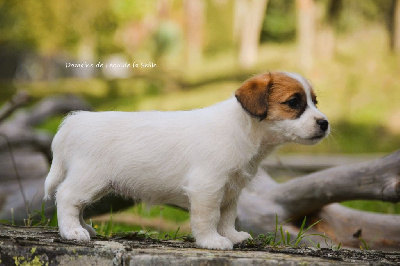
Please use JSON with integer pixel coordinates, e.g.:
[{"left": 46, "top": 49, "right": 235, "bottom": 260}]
[{"left": 0, "top": 225, "right": 399, "bottom": 265}]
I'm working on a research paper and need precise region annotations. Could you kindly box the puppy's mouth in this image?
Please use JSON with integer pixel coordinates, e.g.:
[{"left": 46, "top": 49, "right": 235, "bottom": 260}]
[
  {"left": 309, "top": 134, "right": 326, "bottom": 140},
  {"left": 291, "top": 131, "right": 329, "bottom": 145}
]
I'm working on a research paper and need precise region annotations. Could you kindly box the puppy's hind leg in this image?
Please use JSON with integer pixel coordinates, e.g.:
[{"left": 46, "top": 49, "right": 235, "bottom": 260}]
[
  {"left": 56, "top": 184, "right": 89, "bottom": 241},
  {"left": 56, "top": 174, "right": 107, "bottom": 241}
]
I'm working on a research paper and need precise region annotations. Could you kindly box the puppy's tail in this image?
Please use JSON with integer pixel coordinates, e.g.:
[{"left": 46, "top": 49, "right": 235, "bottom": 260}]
[{"left": 44, "top": 157, "right": 65, "bottom": 200}]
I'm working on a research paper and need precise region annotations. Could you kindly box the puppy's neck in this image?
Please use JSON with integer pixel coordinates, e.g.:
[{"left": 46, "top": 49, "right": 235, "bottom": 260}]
[{"left": 229, "top": 98, "right": 280, "bottom": 159}]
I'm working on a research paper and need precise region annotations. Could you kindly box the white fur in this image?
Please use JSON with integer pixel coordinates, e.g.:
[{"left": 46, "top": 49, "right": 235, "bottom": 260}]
[{"left": 44, "top": 72, "right": 329, "bottom": 250}]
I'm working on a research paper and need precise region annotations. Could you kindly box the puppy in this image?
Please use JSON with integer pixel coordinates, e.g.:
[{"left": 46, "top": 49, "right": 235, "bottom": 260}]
[{"left": 44, "top": 71, "right": 329, "bottom": 250}]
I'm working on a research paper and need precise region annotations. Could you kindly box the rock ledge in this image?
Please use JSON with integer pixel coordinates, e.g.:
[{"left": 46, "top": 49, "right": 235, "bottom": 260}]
[{"left": 0, "top": 225, "right": 399, "bottom": 265}]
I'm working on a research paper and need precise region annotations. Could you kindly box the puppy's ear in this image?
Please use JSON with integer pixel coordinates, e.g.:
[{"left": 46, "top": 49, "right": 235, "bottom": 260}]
[{"left": 235, "top": 73, "right": 272, "bottom": 120}]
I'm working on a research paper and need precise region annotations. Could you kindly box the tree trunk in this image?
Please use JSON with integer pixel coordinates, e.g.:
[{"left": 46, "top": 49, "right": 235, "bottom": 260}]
[
  {"left": 296, "top": 0, "right": 316, "bottom": 71},
  {"left": 393, "top": 0, "right": 400, "bottom": 52},
  {"left": 237, "top": 0, "right": 268, "bottom": 69},
  {"left": 184, "top": 0, "right": 205, "bottom": 67},
  {"left": 75, "top": 37, "right": 96, "bottom": 79}
]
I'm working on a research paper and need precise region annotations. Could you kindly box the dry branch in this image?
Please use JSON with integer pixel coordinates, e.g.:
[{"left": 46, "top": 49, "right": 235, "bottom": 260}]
[
  {"left": 0, "top": 91, "right": 29, "bottom": 123},
  {"left": 269, "top": 150, "right": 400, "bottom": 217},
  {"left": 9, "top": 94, "right": 91, "bottom": 127},
  {"left": 0, "top": 94, "right": 91, "bottom": 159},
  {"left": 237, "top": 150, "right": 400, "bottom": 250}
]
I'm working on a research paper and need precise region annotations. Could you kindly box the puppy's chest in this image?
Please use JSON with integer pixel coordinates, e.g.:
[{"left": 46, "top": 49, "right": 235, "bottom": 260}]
[
  {"left": 227, "top": 163, "right": 260, "bottom": 193},
  {"left": 232, "top": 166, "right": 255, "bottom": 187},
  {"left": 227, "top": 144, "right": 273, "bottom": 192}
]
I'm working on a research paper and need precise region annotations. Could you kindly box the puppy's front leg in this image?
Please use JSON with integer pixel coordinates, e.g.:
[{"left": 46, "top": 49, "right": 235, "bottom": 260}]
[
  {"left": 189, "top": 191, "right": 233, "bottom": 250},
  {"left": 217, "top": 197, "right": 252, "bottom": 244}
]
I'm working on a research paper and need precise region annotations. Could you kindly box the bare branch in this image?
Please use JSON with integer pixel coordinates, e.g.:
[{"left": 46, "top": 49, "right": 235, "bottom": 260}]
[
  {"left": 10, "top": 94, "right": 92, "bottom": 127},
  {"left": 0, "top": 94, "right": 91, "bottom": 159},
  {"left": 0, "top": 91, "right": 30, "bottom": 124},
  {"left": 237, "top": 150, "right": 400, "bottom": 250},
  {"left": 266, "top": 150, "right": 400, "bottom": 217},
  {"left": 0, "top": 134, "right": 30, "bottom": 216}
]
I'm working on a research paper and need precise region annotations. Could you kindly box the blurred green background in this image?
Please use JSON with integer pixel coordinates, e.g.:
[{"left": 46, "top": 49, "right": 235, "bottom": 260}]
[{"left": 1, "top": 0, "right": 399, "bottom": 236}]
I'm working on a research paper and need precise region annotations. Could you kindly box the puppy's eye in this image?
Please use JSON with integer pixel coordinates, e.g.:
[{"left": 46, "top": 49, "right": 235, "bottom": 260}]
[{"left": 286, "top": 97, "right": 300, "bottom": 109}]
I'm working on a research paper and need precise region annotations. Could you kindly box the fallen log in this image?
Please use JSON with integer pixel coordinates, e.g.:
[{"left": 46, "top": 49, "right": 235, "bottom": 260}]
[
  {"left": 237, "top": 150, "right": 400, "bottom": 251},
  {"left": 314, "top": 204, "right": 400, "bottom": 250}
]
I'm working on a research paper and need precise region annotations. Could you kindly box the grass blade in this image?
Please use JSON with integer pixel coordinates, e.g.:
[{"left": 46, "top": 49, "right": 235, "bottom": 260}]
[
  {"left": 280, "top": 225, "right": 286, "bottom": 245},
  {"left": 104, "top": 207, "right": 113, "bottom": 237},
  {"left": 305, "top": 219, "right": 322, "bottom": 232},
  {"left": 274, "top": 214, "right": 278, "bottom": 243},
  {"left": 294, "top": 235, "right": 307, "bottom": 246},
  {"left": 173, "top": 226, "right": 181, "bottom": 240},
  {"left": 49, "top": 209, "right": 58, "bottom": 227},
  {"left": 359, "top": 238, "right": 369, "bottom": 250},
  {"left": 298, "top": 216, "right": 306, "bottom": 234}
]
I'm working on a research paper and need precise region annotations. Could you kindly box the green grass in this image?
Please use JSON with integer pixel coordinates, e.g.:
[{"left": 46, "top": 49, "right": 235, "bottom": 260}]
[
  {"left": 247, "top": 215, "right": 325, "bottom": 248},
  {"left": 245, "top": 215, "right": 342, "bottom": 250},
  {"left": 128, "top": 203, "right": 189, "bottom": 223},
  {"left": 341, "top": 200, "right": 400, "bottom": 215},
  {"left": 94, "top": 211, "right": 342, "bottom": 250},
  {"left": 90, "top": 203, "right": 190, "bottom": 240},
  {"left": 94, "top": 223, "right": 189, "bottom": 241},
  {"left": 35, "top": 115, "right": 64, "bottom": 135}
]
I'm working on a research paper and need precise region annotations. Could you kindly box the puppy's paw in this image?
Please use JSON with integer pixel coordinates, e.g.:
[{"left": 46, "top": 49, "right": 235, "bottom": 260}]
[
  {"left": 196, "top": 234, "right": 233, "bottom": 250},
  {"left": 223, "top": 230, "right": 252, "bottom": 244},
  {"left": 60, "top": 227, "right": 91, "bottom": 241}
]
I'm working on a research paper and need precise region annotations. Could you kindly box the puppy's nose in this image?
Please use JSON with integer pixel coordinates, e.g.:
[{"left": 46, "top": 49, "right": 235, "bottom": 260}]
[{"left": 316, "top": 119, "right": 329, "bottom": 132}]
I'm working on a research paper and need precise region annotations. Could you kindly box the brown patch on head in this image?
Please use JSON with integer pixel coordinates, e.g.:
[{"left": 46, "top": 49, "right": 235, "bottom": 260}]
[
  {"left": 235, "top": 72, "right": 311, "bottom": 121},
  {"left": 311, "top": 90, "right": 318, "bottom": 106},
  {"left": 266, "top": 72, "right": 308, "bottom": 121},
  {"left": 235, "top": 73, "right": 272, "bottom": 120}
]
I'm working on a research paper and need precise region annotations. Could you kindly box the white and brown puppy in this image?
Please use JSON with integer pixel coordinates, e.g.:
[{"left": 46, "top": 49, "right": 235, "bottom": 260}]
[{"left": 44, "top": 71, "right": 329, "bottom": 250}]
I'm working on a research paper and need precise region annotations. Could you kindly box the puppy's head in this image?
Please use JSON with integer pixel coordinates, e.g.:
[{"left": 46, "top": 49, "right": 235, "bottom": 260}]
[{"left": 235, "top": 71, "right": 329, "bottom": 145}]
